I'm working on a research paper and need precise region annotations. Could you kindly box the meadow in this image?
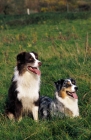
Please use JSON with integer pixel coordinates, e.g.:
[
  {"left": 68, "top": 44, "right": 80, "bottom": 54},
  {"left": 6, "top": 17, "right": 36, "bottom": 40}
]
[{"left": 0, "top": 12, "right": 91, "bottom": 140}]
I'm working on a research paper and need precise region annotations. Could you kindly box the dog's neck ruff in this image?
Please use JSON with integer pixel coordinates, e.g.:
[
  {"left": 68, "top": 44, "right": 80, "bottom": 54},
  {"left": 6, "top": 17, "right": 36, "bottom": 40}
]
[
  {"left": 13, "top": 66, "right": 40, "bottom": 101},
  {"left": 55, "top": 92, "right": 79, "bottom": 117},
  {"left": 27, "top": 66, "right": 41, "bottom": 75}
]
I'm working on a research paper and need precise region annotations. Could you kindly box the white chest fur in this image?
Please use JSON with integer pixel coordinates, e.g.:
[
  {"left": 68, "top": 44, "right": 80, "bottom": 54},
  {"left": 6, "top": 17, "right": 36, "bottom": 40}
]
[
  {"left": 13, "top": 68, "right": 40, "bottom": 111},
  {"left": 62, "top": 97, "right": 79, "bottom": 117},
  {"left": 55, "top": 92, "right": 79, "bottom": 117}
]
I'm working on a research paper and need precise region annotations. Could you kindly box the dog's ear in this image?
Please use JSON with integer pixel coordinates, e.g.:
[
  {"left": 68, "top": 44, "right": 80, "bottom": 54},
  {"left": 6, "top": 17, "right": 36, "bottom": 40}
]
[
  {"left": 17, "top": 52, "right": 26, "bottom": 63},
  {"left": 54, "top": 79, "right": 64, "bottom": 91},
  {"left": 70, "top": 78, "right": 76, "bottom": 85},
  {"left": 59, "top": 79, "right": 65, "bottom": 85}
]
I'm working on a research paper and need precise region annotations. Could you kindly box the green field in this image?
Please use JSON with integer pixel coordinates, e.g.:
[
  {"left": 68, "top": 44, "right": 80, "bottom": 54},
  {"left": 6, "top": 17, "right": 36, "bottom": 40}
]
[{"left": 0, "top": 12, "right": 91, "bottom": 140}]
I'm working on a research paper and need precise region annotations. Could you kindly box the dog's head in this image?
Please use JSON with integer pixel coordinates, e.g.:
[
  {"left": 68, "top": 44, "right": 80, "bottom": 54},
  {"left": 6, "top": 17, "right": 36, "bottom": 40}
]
[
  {"left": 54, "top": 78, "right": 78, "bottom": 99},
  {"left": 17, "top": 51, "right": 42, "bottom": 75}
]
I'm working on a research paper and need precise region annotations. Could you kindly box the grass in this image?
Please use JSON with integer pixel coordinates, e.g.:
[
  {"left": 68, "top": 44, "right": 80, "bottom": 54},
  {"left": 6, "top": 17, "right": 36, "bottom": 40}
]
[{"left": 0, "top": 12, "right": 91, "bottom": 139}]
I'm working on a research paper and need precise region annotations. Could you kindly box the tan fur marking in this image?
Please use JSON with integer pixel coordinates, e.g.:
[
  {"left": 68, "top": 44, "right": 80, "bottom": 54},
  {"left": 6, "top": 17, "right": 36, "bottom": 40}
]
[
  {"left": 64, "top": 108, "right": 73, "bottom": 117},
  {"left": 59, "top": 88, "right": 67, "bottom": 98},
  {"left": 67, "top": 81, "right": 71, "bottom": 85}
]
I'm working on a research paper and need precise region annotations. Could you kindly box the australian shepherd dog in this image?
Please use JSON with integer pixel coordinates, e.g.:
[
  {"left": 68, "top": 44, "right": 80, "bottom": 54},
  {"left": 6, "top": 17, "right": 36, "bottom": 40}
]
[
  {"left": 39, "top": 78, "right": 79, "bottom": 119},
  {"left": 6, "top": 51, "right": 42, "bottom": 121}
]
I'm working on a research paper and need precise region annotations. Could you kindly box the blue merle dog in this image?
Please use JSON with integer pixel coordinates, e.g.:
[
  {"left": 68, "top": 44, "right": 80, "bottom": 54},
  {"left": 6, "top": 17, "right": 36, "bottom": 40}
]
[{"left": 39, "top": 78, "right": 79, "bottom": 119}]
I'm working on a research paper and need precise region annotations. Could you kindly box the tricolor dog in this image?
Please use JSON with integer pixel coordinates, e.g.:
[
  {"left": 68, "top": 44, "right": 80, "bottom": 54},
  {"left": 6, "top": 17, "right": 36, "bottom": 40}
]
[
  {"left": 39, "top": 78, "right": 79, "bottom": 119},
  {"left": 6, "top": 51, "right": 42, "bottom": 121}
]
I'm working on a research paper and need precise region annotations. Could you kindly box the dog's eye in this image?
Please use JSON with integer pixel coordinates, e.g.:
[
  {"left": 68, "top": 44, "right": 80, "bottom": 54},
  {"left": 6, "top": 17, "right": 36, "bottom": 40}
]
[
  {"left": 63, "top": 82, "right": 66, "bottom": 87},
  {"left": 66, "top": 84, "right": 71, "bottom": 88},
  {"left": 70, "top": 79, "right": 76, "bottom": 85},
  {"left": 27, "top": 57, "right": 35, "bottom": 63},
  {"left": 72, "top": 81, "right": 75, "bottom": 85},
  {"left": 28, "top": 59, "right": 35, "bottom": 63}
]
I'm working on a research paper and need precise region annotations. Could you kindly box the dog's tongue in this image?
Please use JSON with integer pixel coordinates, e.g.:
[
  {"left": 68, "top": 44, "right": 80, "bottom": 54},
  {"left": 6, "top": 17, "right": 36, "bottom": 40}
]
[
  {"left": 72, "top": 92, "right": 78, "bottom": 99},
  {"left": 33, "top": 68, "right": 41, "bottom": 75},
  {"left": 28, "top": 67, "right": 41, "bottom": 75}
]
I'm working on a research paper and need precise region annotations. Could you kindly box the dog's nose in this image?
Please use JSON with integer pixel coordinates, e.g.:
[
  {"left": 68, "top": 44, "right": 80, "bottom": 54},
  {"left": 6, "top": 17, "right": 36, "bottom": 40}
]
[
  {"left": 75, "top": 86, "right": 78, "bottom": 91},
  {"left": 38, "top": 62, "right": 42, "bottom": 66}
]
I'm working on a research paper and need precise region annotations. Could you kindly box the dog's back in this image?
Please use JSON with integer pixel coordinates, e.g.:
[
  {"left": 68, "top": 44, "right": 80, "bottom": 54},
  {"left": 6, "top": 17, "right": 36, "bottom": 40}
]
[{"left": 39, "top": 96, "right": 65, "bottom": 119}]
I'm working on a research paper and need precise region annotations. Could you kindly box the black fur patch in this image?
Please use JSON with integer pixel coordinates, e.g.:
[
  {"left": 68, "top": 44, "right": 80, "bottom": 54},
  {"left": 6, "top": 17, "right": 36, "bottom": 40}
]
[{"left": 6, "top": 81, "right": 22, "bottom": 120}]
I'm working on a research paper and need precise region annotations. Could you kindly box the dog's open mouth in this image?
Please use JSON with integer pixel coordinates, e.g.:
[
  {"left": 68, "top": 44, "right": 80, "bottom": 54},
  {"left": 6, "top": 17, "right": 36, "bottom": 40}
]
[
  {"left": 66, "top": 91, "right": 78, "bottom": 99},
  {"left": 27, "top": 66, "right": 41, "bottom": 75}
]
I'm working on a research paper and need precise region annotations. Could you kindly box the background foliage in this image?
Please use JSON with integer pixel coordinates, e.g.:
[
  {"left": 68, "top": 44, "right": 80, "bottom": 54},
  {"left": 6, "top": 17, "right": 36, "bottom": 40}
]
[{"left": 0, "top": 0, "right": 91, "bottom": 14}]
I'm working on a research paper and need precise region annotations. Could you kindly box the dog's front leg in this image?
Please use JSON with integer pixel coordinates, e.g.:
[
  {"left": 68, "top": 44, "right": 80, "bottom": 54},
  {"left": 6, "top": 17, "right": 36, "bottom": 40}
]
[{"left": 32, "top": 106, "right": 39, "bottom": 121}]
